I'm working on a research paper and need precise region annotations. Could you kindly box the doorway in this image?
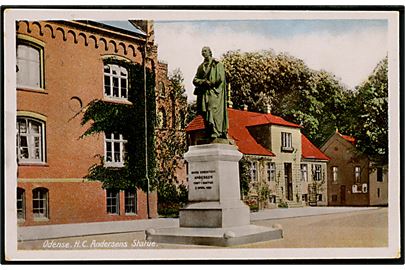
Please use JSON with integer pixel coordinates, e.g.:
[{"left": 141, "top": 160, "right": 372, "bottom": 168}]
[{"left": 284, "top": 163, "right": 293, "bottom": 201}]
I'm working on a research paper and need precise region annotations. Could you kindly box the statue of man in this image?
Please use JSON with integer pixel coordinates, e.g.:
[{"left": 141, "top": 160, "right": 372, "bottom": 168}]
[{"left": 193, "top": 46, "right": 228, "bottom": 140}]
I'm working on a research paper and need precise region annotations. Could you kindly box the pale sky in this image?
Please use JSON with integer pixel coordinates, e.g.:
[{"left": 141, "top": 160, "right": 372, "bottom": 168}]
[{"left": 154, "top": 19, "right": 388, "bottom": 102}]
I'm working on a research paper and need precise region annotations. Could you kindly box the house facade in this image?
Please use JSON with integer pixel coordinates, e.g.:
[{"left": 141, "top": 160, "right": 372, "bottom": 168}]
[
  {"left": 321, "top": 131, "right": 388, "bottom": 206},
  {"left": 186, "top": 107, "right": 329, "bottom": 209},
  {"left": 16, "top": 20, "right": 158, "bottom": 226}
]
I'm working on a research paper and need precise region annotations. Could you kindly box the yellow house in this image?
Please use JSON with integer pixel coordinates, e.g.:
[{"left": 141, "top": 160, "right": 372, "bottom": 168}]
[{"left": 186, "top": 108, "right": 330, "bottom": 209}]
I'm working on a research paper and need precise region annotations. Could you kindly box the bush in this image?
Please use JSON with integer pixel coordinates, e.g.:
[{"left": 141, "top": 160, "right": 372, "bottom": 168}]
[{"left": 278, "top": 201, "right": 288, "bottom": 208}]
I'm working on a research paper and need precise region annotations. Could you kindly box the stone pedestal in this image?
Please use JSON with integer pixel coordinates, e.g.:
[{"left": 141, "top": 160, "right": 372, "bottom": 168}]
[{"left": 146, "top": 143, "right": 283, "bottom": 247}]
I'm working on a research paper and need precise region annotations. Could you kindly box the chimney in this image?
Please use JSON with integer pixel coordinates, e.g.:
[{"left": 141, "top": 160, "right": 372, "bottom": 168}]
[
  {"left": 265, "top": 104, "right": 271, "bottom": 114},
  {"left": 243, "top": 104, "right": 248, "bottom": 111}
]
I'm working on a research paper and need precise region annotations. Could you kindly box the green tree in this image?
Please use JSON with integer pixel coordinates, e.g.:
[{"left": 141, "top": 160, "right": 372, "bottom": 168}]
[
  {"left": 345, "top": 57, "right": 388, "bottom": 165},
  {"left": 221, "top": 50, "right": 349, "bottom": 146}
]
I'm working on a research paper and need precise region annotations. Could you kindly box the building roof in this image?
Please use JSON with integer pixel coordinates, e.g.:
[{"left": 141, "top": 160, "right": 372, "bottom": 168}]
[
  {"left": 339, "top": 133, "right": 356, "bottom": 145},
  {"left": 186, "top": 108, "right": 328, "bottom": 160},
  {"left": 89, "top": 21, "right": 146, "bottom": 36},
  {"left": 301, "top": 134, "right": 331, "bottom": 160}
]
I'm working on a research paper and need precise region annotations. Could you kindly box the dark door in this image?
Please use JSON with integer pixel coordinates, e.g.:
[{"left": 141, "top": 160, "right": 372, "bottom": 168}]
[
  {"left": 340, "top": 185, "right": 346, "bottom": 205},
  {"left": 284, "top": 163, "right": 293, "bottom": 201}
]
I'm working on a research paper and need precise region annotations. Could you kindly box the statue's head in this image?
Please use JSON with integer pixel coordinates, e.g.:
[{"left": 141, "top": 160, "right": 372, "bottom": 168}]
[{"left": 201, "top": 46, "right": 212, "bottom": 58}]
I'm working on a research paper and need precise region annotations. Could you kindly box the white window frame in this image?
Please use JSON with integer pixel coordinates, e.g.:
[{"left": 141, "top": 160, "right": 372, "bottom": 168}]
[
  {"left": 281, "top": 132, "right": 293, "bottom": 151},
  {"left": 17, "top": 117, "right": 45, "bottom": 164},
  {"left": 124, "top": 190, "right": 137, "bottom": 215},
  {"left": 103, "top": 64, "right": 128, "bottom": 100},
  {"left": 104, "top": 133, "right": 127, "bottom": 167},
  {"left": 332, "top": 166, "right": 339, "bottom": 183},
  {"left": 314, "top": 164, "right": 322, "bottom": 181},
  {"left": 17, "top": 188, "right": 25, "bottom": 220},
  {"left": 354, "top": 166, "right": 361, "bottom": 183},
  {"left": 301, "top": 164, "right": 308, "bottom": 182},
  {"left": 106, "top": 189, "right": 120, "bottom": 215},
  {"left": 32, "top": 188, "right": 49, "bottom": 219},
  {"left": 267, "top": 162, "right": 276, "bottom": 182},
  {"left": 17, "top": 42, "right": 44, "bottom": 89},
  {"left": 250, "top": 161, "right": 258, "bottom": 182}
]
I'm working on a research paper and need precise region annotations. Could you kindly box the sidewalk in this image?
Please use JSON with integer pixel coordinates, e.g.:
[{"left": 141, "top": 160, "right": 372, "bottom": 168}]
[
  {"left": 250, "top": 206, "right": 379, "bottom": 221},
  {"left": 18, "top": 206, "right": 380, "bottom": 241}
]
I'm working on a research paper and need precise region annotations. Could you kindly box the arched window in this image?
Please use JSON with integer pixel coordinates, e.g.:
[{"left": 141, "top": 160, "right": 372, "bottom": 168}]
[
  {"left": 158, "top": 81, "right": 165, "bottom": 97},
  {"left": 103, "top": 64, "right": 128, "bottom": 99},
  {"left": 170, "top": 94, "right": 176, "bottom": 128},
  {"left": 17, "top": 117, "right": 45, "bottom": 163},
  {"left": 17, "top": 188, "right": 25, "bottom": 220},
  {"left": 32, "top": 187, "right": 49, "bottom": 219},
  {"left": 157, "top": 108, "right": 167, "bottom": 129},
  {"left": 17, "top": 41, "right": 44, "bottom": 89}
]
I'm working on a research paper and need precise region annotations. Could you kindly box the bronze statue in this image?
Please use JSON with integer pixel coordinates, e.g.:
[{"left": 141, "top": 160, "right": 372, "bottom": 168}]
[{"left": 193, "top": 46, "right": 228, "bottom": 140}]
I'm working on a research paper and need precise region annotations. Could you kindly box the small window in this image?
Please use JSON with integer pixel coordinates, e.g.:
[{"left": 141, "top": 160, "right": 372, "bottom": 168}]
[
  {"left": 377, "top": 167, "right": 383, "bottom": 182},
  {"left": 105, "top": 133, "right": 127, "bottom": 167},
  {"left": 313, "top": 164, "right": 322, "bottom": 181},
  {"left": 17, "top": 188, "right": 25, "bottom": 220},
  {"left": 301, "top": 164, "right": 308, "bottom": 182},
  {"left": 171, "top": 94, "right": 176, "bottom": 129},
  {"left": 302, "top": 194, "right": 308, "bottom": 202},
  {"left": 250, "top": 161, "right": 257, "bottom": 182},
  {"left": 269, "top": 195, "right": 277, "bottom": 203},
  {"left": 354, "top": 166, "right": 361, "bottom": 183},
  {"left": 281, "top": 132, "right": 293, "bottom": 151},
  {"left": 104, "top": 64, "right": 128, "bottom": 100},
  {"left": 267, "top": 162, "right": 276, "bottom": 181},
  {"left": 317, "top": 194, "right": 323, "bottom": 202},
  {"left": 125, "top": 190, "right": 137, "bottom": 214},
  {"left": 106, "top": 189, "right": 120, "bottom": 214},
  {"left": 332, "top": 166, "right": 338, "bottom": 183},
  {"left": 17, "top": 43, "right": 43, "bottom": 89},
  {"left": 158, "top": 81, "right": 165, "bottom": 97},
  {"left": 157, "top": 108, "right": 167, "bottom": 129},
  {"left": 32, "top": 188, "right": 48, "bottom": 219},
  {"left": 17, "top": 117, "right": 45, "bottom": 163}
]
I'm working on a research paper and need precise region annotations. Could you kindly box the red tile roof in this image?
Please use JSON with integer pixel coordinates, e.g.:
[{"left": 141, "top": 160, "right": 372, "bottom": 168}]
[
  {"left": 186, "top": 108, "right": 327, "bottom": 160},
  {"left": 301, "top": 134, "right": 330, "bottom": 160},
  {"left": 339, "top": 133, "right": 356, "bottom": 145}
]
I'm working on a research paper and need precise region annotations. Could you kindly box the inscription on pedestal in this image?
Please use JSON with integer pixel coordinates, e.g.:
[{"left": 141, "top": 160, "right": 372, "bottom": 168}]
[
  {"left": 188, "top": 164, "right": 219, "bottom": 201},
  {"left": 191, "top": 170, "right": 215, "bottom": 190}
]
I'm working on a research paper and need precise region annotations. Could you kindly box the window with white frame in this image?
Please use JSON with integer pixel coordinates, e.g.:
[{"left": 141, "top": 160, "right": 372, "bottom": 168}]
[
  {"left": 32, "top": 188, "right": 48, "bottom": 219},
  {"left": 106, "top": 189, "right": 120, "bottom": 214},
  {"left": 301, "top": 164, "right": 308, "bottom": 181},
  {"left": 103, "top": 64, "right": 128, "bottom": 99},
  {"left": 354, "top": 166, "right": 361, "bottom": 183},
  {"left": 250, "top": 161, "right": 257, "bottom": 182},
  {"left": 332, "top": 166, "right": 339, "bottom": 183},
  {"left": 125, "top": 190, "right": 137, "bottom": 214},
  {"left": 17, "top": 117, "right": 45, "bottom": 163},
  {"left": 105, "top": 133, "right": 127, "bottom": 167},
  {"left": 313, "top": 164, "right": 322, "bottom": 181},
  {"left": 17, "top": 188, "right": 25, "bottom": 220},
  {"left": 266, "top": 162, "right": 276, "bottom": 181},
  {"left": 17, "top": 43, "right": 43, "bottom": 89},
  {"left": 281, "top": 132, "right": 292, "bottom": 150}
]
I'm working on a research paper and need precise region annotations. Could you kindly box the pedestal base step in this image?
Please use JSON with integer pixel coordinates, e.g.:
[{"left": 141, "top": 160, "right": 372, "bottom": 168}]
[{"left": 145, "top": 224, "right": 283, "bottom": 247}]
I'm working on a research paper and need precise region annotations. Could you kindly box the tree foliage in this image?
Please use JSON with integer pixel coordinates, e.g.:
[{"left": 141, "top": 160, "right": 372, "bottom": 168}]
[
  {"left": 345, "top": 57, "right": 388, "bottom": 165},
  {"left": 222, "top": 50, "right": 352, "bottom": 146}
]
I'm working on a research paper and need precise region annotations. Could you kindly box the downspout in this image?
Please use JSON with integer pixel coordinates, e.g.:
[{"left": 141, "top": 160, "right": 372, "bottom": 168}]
[{"left": 143, "top": 22, "right": 151, "bottom": 219}]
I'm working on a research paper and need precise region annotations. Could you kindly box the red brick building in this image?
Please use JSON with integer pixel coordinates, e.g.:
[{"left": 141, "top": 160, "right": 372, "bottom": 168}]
[
  {"left": 321, "top": 131, "right": 388, "bottom": 206},
  {"left": 186, "top": 108, "right": 330, "bottom": 208},
  {"left": 16, "top": 20, "right": 158, "bottom": 226}
]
